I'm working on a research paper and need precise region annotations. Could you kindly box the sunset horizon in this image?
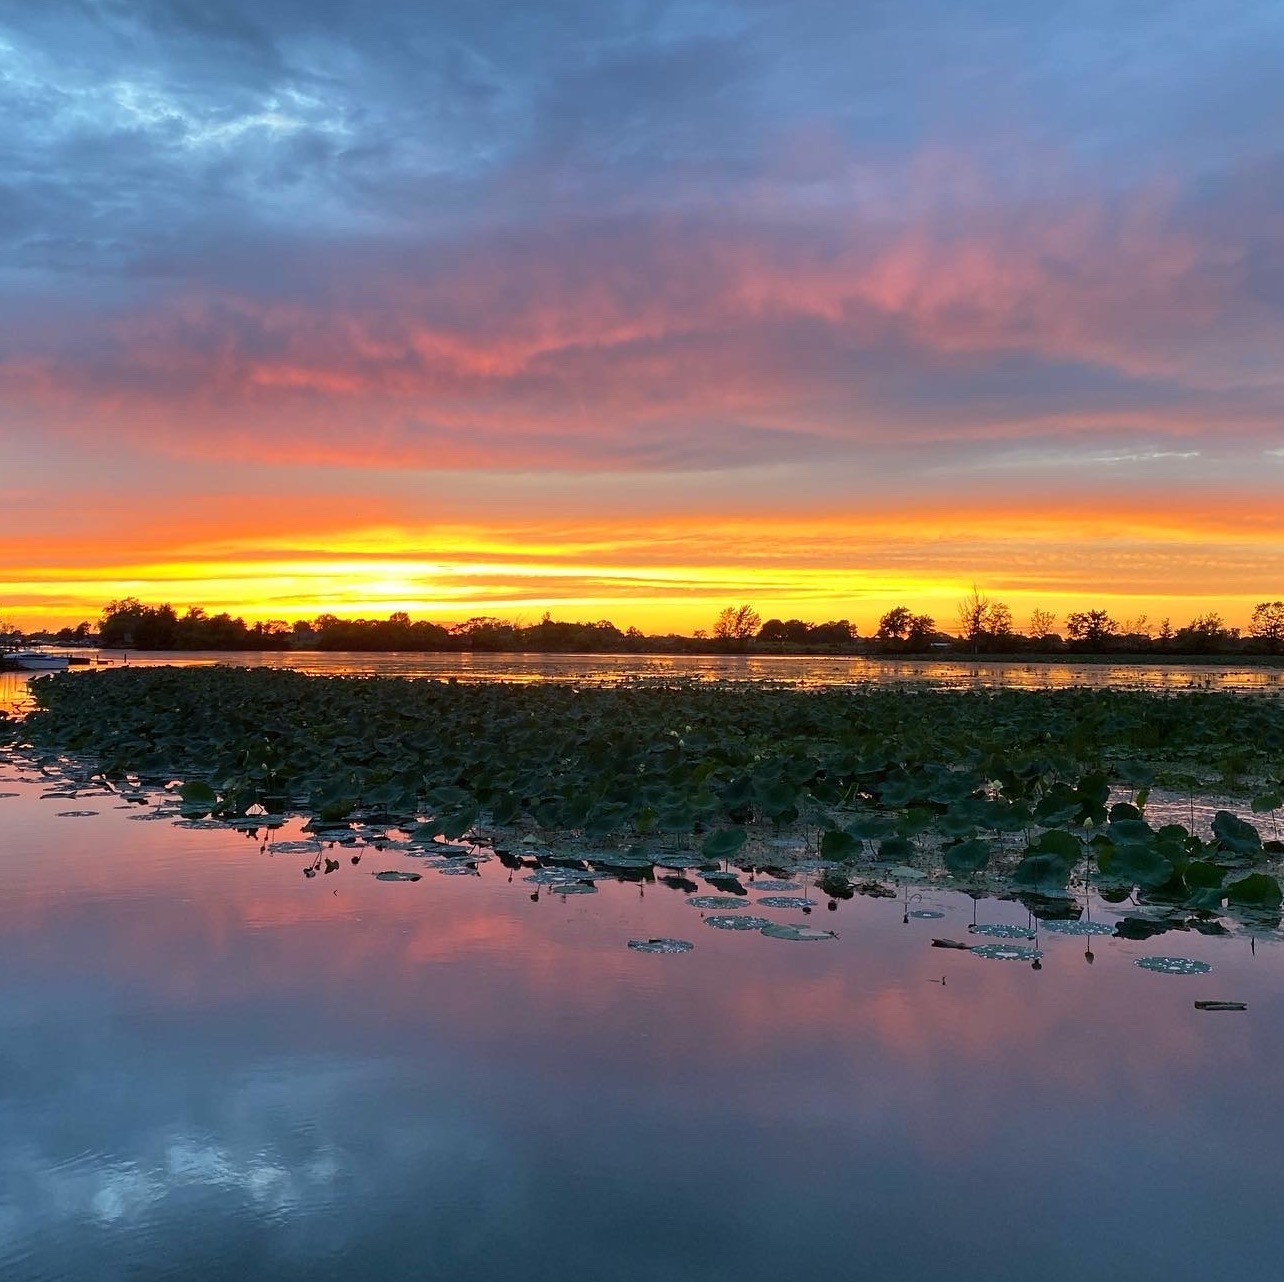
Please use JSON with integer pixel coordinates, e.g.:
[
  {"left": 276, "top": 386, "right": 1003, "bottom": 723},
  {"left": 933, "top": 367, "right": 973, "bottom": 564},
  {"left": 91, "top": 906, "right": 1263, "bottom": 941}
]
[{"left": 3, "top": 2, "right": 1282, "bottom": 637}]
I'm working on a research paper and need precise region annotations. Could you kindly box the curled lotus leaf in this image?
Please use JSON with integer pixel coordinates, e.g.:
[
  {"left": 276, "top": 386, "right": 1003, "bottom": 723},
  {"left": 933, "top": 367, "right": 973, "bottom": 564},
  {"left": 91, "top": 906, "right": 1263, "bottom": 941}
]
[
  {"left": 627, "top": 938, "right": 695, "bottom": 954},
  {"left": 704, "top": 914, "right": 775, "bottom": 931},
  {"left": 1135, "top": 956, "right": 1212, "bottom": 975}
]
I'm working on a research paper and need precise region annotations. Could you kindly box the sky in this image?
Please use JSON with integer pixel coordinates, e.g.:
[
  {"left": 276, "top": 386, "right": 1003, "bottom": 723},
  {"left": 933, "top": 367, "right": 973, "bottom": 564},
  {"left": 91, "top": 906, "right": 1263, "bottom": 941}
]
[{"left": 2, "top": 0, "right": 1283, "bottom": 634}]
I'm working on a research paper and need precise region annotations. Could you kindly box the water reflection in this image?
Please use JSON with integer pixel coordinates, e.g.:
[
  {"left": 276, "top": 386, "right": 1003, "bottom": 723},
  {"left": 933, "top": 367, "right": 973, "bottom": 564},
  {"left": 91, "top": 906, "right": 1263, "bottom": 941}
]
[
  {"left": 73, "top": 649, "right": 1284, "bottom": 692},
  {"left": 1, "top": 759, "right": 1283, "bottom": 1280}
]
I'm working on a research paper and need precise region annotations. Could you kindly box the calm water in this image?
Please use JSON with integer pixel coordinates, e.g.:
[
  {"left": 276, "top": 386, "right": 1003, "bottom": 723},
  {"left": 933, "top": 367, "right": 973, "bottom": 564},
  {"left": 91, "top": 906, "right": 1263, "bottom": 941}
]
[
  {"left": 2, "top": 743, "right": 1283, "bottom": 1280},
  {"left": 12, "top": 648, "right": 1284, "bottom": 699}
]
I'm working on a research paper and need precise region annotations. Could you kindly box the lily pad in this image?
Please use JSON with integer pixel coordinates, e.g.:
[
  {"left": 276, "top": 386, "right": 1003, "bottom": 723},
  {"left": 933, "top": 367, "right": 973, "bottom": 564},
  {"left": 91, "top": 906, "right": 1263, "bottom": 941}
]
[
  {"left": 1135, "top": 956, "right": 1212, "bottom": 975},
  {"left": 688, "top": 895, "right": 749, "bottom": 909},
  {"left": 438, "top": 864, "right": 481, "bottom": 876},
  {"left": 909, "top": 909, "right": 946, "bottom": 919},
  {"left": 373, "top": 870, "right": 422, "bottom": 882},
  {"left": 760, "top": 923, "right": 836, "bottom": 941},
  {"left": 546, "top": 881, "right": 597, "bottom": 893},
  {"left": 704, "top": 914, "right": 775, "bottom": 931},
  {"left": 971, "top": 943, "right": 1043, "bottom": 961},
  {"left": 55, "top": 810, "right": 99, "bottom": 818},
  {"left": 627, "top": 938, "right": 695, "bottom": 954},
  {"left": 1039, "top": 920, "right": 1114, "bottom": 936},
  {"left": 756, "top": 896, "right": 817, "bottom": 909},
  {"left": 970, "top": 923, "right": 1035, "bottom": 939},
  {"left": 751, "top": 879, "right": 801, "bottom": 892}
]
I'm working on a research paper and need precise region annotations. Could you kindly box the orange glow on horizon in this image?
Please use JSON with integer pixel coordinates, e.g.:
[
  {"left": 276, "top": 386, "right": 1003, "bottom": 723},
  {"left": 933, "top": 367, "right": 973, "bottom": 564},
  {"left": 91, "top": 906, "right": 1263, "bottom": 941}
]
[{"left": 4, "top": 497, "right": 1283, "bottom": 635}]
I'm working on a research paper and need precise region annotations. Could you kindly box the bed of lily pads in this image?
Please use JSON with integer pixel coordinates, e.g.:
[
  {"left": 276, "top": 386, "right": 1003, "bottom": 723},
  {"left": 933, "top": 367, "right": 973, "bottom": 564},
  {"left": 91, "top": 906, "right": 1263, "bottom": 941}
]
[{"left": 5, "top": 667, "right": 1284, "bottom": 940}]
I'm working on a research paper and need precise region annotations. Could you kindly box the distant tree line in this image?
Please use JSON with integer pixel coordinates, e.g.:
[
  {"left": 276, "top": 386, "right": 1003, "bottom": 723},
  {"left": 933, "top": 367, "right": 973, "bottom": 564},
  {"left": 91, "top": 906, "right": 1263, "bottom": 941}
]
[{"left": 19, "top": 594, "right": 1284, "bottom": 657}]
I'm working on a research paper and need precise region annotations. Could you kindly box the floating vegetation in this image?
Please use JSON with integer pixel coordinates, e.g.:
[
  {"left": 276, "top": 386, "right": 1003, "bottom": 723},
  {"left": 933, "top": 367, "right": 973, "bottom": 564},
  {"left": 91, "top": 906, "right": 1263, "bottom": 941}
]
[
  {"left": 55, "top": 810, "right": 99, "bottom": 818},
  {"left": 0, "top": 791, "right": 19, "bottom": 799},
  {"left": 545, "top": 881, "right": 596, "bottom": 894},
  {"left": 756, "top": 896, "right": 817, "bottom": 909},
  {"left": 688, "top": 895, "right": 749, "bottom": 909},
  {"left": 760, "top": 922, "right": 836, "bottom": 941},
  {"left": 1194, "top": 1000, "right": 1246, "bottom": 1011},
  {"left": 525, "top": 868, "right": 594, "bottom": 885},
  {"left": 373, "top": 870, "right": 422, "bottom": 882},
  {"left": 627, "top": 938, "right": 695, "bottom": 954},
  {"left": 971, "top": 943, "right": 1043, "bottom": 961},
  {"left": 12, "top": 668, "right": 1284, "bottom": 937},
  {"left": 909, "top": 909, "right": 946, "bottom": 919},
  {"left": 969, "top": 923, "right": 1036, "bottom": 939},
  {"left": 439, "top": 864, "right": 481, "bottom": 877},
  {"left": 1135, "top": 956, "right": 1212, "bottom": 975},
  {"left": 1040, "top": 920, "right": 1114, "bottom": 936},
  {"left": 704, "top": 915, "right": 776, "bottom": 931}
]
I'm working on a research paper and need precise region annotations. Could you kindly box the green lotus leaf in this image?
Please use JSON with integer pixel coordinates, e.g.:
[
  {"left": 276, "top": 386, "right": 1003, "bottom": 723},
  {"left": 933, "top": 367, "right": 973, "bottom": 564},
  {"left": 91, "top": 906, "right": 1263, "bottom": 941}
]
[{"left": 701, "top": 827, "right": 747, "bottom": 859}]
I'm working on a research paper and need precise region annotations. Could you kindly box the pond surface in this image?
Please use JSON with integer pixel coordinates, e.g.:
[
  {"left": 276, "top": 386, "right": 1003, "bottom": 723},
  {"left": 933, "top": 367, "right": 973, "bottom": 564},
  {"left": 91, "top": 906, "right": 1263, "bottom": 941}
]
[
  {"left": 2, "top": 750, "right": 1283, "bottom": 1281},
  {"left": 13, "top": 649, "right": 1284, "bottom": 702}
]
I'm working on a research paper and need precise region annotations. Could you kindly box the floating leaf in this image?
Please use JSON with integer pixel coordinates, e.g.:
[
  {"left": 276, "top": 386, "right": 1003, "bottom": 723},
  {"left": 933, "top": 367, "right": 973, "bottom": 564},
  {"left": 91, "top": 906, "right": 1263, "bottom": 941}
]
[
  {"left": 1039, "top": 920, "right": 1113, "bottom": 936},
  {"left": 751, "top": 879, "right": 801, "bottom": 892},
  {"left": 971, "top": 943, "right": 1042, "bottom": 961},
  {"left": 756, "top": 896, "right": 817, "bottom": 909},
  {"left": 909, "top": 909, "right": 945, "bottom": 919},
  {"left": 55, "top": 809, "right": 99, "bottom": 818},
  {"left": 1194, "top": 1000, "right": 1246, "bottom": 1011},
  {"left": 760, "top": 922, "right": 836, "bottom": 941},
  {"left": 970, "top": 923, "right": 1035, "bottom": 939},
  {"left": 688, "top": 895, "right": 749, "bottom": 909},
  {"left": 546, "top": 881, "right": 596, "bottom": 893},
  {"left": 703, "top": 914, "right": 775, "bottom": 931},
  {"left": 627, "top": 938, "right": 694, "bottom": 954},
  {"left": 373, "top": 870, "right": 422, "bottom": 882},
  {"left": 1135, "top": 956, "right": 1211, "bottom": 975}
]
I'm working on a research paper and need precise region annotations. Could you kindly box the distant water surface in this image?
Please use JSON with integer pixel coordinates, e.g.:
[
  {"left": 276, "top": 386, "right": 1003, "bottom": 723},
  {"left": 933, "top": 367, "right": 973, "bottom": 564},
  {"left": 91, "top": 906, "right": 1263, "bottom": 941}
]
[{"left": 51, "top": 649, "right": 1284, "bottom": 690}]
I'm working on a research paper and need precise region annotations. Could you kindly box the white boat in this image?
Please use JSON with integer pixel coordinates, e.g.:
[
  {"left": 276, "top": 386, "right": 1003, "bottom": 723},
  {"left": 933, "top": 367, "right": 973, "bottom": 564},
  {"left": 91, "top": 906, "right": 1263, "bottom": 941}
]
[{"left": 9, "top": 652, "right": 71, "bottom": 671}]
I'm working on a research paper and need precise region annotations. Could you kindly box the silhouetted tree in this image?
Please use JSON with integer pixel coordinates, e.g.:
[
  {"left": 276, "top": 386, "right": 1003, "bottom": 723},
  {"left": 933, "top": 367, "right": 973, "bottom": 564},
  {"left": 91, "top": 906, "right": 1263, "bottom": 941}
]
[
  {"left": 1249, "top": 601, "right": 1284, "bottom": 649},
  {"left": 876, "top": 606, "right": 914, "bottom": 641},
  {"left": 714, "top": 605, "right": 761, "bottom": 641},
  {"left": 1028, "top": 608, "right": 1057, "bottom": 641},
  {"left": 1065, "top": 610, "right": 1119, "bottom": 648}
]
